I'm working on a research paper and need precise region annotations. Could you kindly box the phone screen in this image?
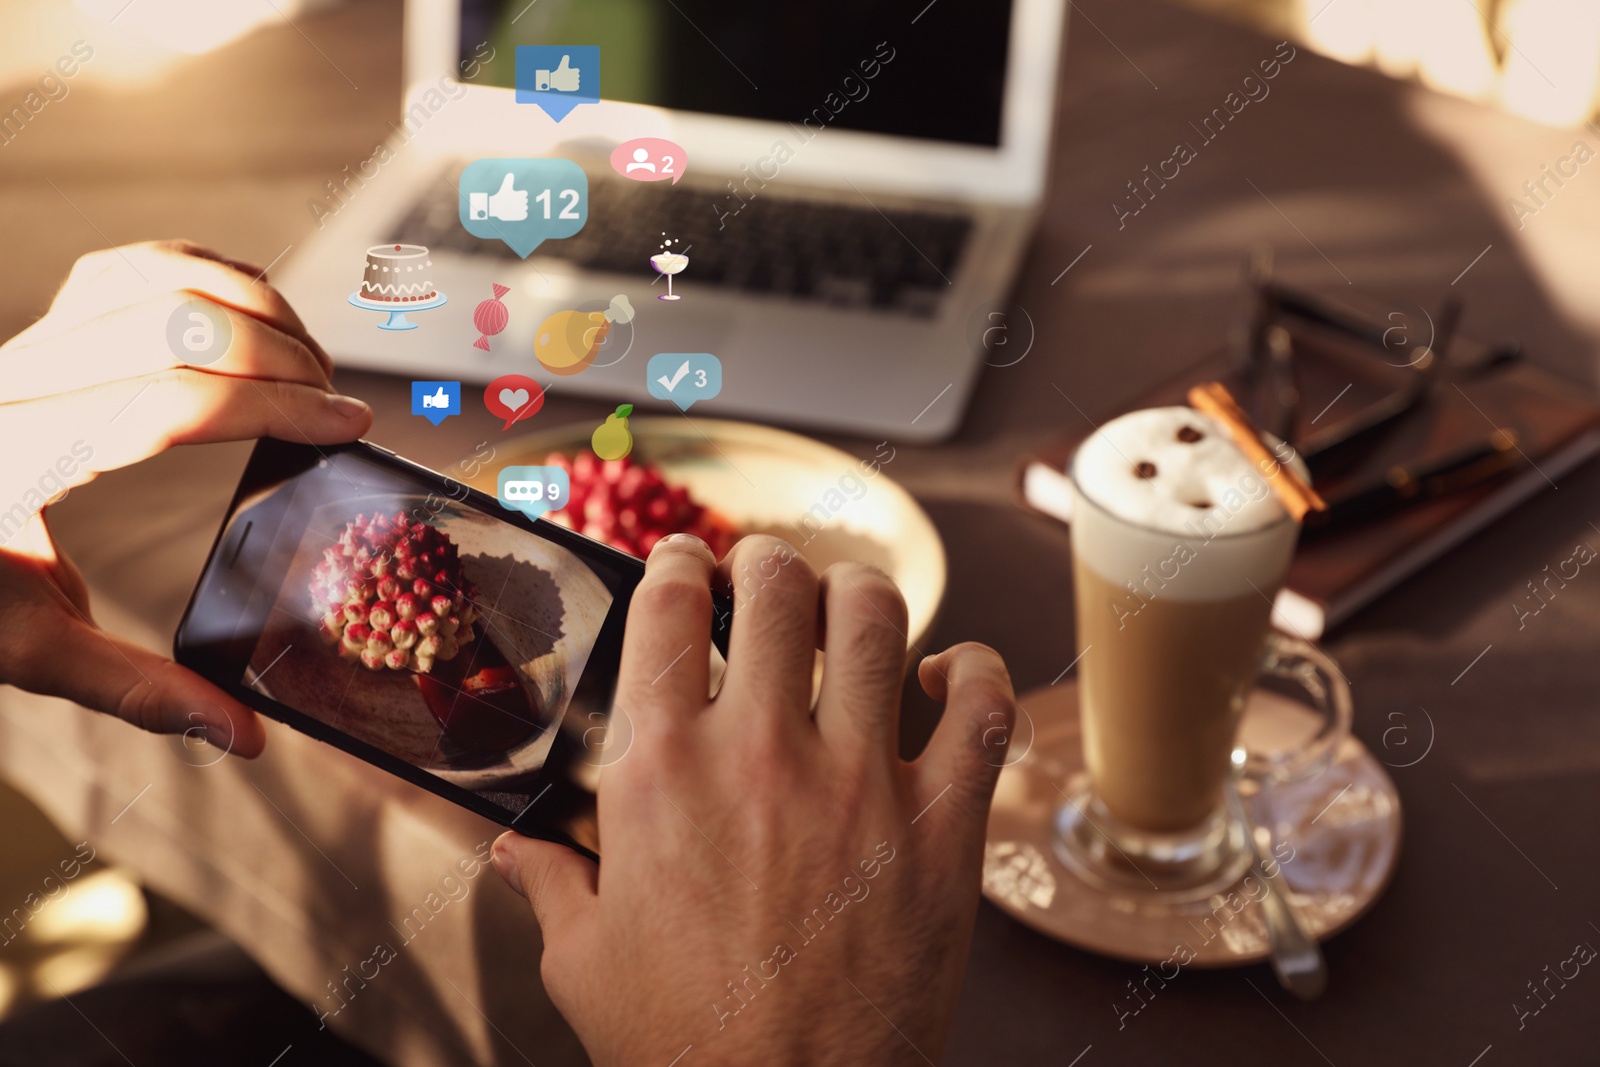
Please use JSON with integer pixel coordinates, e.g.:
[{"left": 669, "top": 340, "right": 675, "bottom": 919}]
[{"left": 177, "top": 439, "right": 682, "bottom": 858}]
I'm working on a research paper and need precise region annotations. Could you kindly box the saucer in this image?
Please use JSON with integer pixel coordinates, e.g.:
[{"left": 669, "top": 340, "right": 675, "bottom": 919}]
[{"left": 982, "top": 678, "right": 1402, "bottom": 966}]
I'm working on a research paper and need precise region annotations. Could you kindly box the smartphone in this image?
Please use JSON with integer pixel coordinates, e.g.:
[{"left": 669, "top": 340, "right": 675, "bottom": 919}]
[{"left": 176, "top": 438, "right": 731, "bottom": 860}]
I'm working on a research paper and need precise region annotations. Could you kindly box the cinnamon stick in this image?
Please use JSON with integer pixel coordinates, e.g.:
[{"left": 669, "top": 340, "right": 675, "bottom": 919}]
[{"left": 1186, "top": 381, "right": 1328, "bottom": 523}]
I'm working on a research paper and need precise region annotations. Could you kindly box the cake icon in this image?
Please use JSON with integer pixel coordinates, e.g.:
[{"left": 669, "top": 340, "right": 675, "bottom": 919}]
[{"left": 349, "top": 244, "right": 447, "bottom": 330}]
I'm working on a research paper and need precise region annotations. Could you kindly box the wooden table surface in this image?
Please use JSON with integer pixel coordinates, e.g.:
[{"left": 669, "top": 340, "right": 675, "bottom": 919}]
[{"left": 3, "top": 1, "right": 1599, "bottom": 1064}]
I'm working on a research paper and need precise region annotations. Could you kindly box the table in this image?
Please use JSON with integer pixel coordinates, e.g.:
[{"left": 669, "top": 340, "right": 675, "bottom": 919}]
[{"left": 3, "top": 0, "right": 1598, "bottom": 1063}]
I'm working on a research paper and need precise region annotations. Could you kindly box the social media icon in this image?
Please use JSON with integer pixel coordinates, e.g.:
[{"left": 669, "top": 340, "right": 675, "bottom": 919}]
[
  {"left": 610, "top": 138, "right": 688, "bottom": 184},
  {"left": 411, "top": 380, "right": 461, "bottom": 425},
  {"left": 539, "top": 55, "right": 580, "bottom": 92},
  {"left": 515, "top": 46, "right": 599, "bottom": 122},
  {"left": 646, "top": 353, "right": 721, "bottom": 411},
  {"left": 468, "top": 174, "right": 529, "bottom": 222},
  {"left": 459, "top": 158, "right": 588, "bottom": 258},
  {"left": 592, "top": 405, "right": 634, "bottom": 460},
  {"left": 535, "top": 294, "right": 635, "bottom": 377},
  {"left": 484, "top": 374, "right": 545, "bottom": 431},
  {"left": 650, "top": 234, "right": 689, "bottom": 301},
  {"left": 165, "top": 297, "right": 233, "bottom": 366},
  {"left": 497, "top": 466, "right": 571, "bottom": 519}
]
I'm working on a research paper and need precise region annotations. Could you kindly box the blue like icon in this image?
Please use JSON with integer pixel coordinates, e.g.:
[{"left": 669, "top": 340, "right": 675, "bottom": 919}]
[
  {"left": 411, "top": 380, "right": 461, "bottom": 425},
  {"left": 647, "top": 353, "right": 722, "bottom": 411},
  {"left": 515, "top": 46, "right": 600, "bottom": 122}
]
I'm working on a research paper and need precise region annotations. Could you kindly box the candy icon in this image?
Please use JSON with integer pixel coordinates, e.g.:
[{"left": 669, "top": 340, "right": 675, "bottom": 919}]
[{"left": 472, "top": 283, "right": 510, "bottom": 351}]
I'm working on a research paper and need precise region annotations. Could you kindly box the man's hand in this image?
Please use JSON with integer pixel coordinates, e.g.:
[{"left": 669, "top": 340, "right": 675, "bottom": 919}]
[
  {"left": 0, "top": 239, "right": 372, "bottom": 754},
  {"left": 492, "top": 534, "right": 1017, "bottom": 1065}
]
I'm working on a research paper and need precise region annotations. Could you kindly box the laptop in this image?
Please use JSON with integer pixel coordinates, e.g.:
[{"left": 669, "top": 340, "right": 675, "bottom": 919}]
[{"left": 276, "top": 0, "right": 1067, "bottom": 442}]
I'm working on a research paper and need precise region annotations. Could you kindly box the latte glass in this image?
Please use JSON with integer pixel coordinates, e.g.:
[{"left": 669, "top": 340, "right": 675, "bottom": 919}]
[{"left": 1057, "top": 441, "right": 1351, "bottom": 900}]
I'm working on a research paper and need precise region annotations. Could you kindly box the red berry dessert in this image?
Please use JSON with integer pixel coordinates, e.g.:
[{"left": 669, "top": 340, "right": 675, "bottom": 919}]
[
  {"left": 311, "top": 511, "right": 540, "bottom": 758},
  {"left": 311, "top": 511, "right": 479, "bottom": 674},
  {"left": 543, "top": 452, "right": 740, "bottom": 559}
]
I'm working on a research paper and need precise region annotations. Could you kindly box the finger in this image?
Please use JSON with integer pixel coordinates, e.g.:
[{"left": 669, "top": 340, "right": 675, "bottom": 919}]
[
  {"left": 714, "top": 535, "right": 818, "bottom": 720},
  {"left": 7, "top": 293, "right": 332, "bottom": 401},
  {"left": 814, "top": 562, "right": 909, "bottom": 755},
  {"left": 616, "top": 534, "right": 715, "bottom": 716},
  {"left": 14, "top": 607, "right": 267, "bottom": 757},
  {"left": 913, "top": 643, "right": 1016, "bottom": 826},
  {"left": 8, "top": 370, "right": 370, "bottom": 490},
  {"left": 35, "top": 241, "right": 330, "bottom": 374},
  {"left": 490, "top": 832, "right": 598, "bottom": 937},
  {"left": 158, "top": 239, "right": 270, "bottom": 280}
]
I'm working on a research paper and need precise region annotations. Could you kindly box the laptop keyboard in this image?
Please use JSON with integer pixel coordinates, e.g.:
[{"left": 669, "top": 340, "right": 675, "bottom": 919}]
[{"left": 391, "top": 166, "right": 971, "bottom": 318}]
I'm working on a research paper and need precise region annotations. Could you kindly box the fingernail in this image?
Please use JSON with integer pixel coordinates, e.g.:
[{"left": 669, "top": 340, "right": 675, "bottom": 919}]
[
  {"left": 658, "top": 532, "right": 706, "bottom": 550},
  {"left": 186, "top": 703, "right": 236, "bottom": 750},
  {"left": 328, "top": 394, "right": 369, "bottom": 419},
  {"left": 490, "top": 838, "right": 525, "bottom": 896}
]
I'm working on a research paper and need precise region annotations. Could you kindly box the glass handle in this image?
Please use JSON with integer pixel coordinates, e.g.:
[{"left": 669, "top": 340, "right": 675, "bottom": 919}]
[{"left": 1243, "top": 631, "right": 1354, "bottom": 786}]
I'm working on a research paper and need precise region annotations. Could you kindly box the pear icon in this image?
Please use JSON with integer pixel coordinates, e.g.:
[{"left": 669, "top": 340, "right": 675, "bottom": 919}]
[{"left": 591, "top": 404, "right": 634, "bottom": 460}]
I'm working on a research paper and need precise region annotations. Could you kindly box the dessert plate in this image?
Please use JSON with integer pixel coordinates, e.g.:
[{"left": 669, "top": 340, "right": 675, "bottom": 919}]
[
  {"left": 347, "top": 290, "right": 447, "bottom": 331},
  {"left": 466, "top": 417, "right": 946, "bottom": 648},
  {"left": 247, "top": 494, "right": 610, "bottom": 790},
  {"left": 983, "top": 678, "right": 1402, "bottom": 966}
]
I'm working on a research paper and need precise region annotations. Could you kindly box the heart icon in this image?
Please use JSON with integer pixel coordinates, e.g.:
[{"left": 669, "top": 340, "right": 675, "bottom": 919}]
[{"left": 485, "top": 375, "right": 544, "bottom": 430}]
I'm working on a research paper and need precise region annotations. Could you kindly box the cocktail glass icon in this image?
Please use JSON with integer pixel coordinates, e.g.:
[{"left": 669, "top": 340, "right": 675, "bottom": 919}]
[{"left": 650, "top": 251, "right": 689, "bottom": 301}]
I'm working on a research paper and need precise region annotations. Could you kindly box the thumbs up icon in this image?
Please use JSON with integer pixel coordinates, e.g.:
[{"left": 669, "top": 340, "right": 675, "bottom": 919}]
[
  {"left": 468, "top": 172, "right": 529, "bottom": 222},
  {"left": 537, "top": 54, "right": 581, "bottom": 92},
  {"left": 412, "top": 380, "right": 461, "bottom": 424}
]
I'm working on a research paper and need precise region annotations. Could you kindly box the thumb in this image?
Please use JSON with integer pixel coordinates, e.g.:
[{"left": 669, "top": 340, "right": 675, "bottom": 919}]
[
  {"left": 494, "top": 172, "right": 518, "bottom": 193},
  {"left": 914, "top": 642, "right": 1015, "bottom": 827},
  {"left": 491, "top": 832, "right": 598, "bottom": 934},
  {"left": 556, "top": 54, "right": 574, "bottom": 71},
  {"left": 49, "top": 616, "right": 266, "bottom": 757}
]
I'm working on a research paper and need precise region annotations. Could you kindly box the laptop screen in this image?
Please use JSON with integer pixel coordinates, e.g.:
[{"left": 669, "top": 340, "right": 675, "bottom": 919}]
[{"left": 458, "top": 0, "right": 1014, "bottom": 147}]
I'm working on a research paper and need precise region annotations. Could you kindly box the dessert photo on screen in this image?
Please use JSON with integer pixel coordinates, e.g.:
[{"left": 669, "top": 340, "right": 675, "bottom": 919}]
[{"left": 243, "top": 494, "right": 614, "bottom": 815}]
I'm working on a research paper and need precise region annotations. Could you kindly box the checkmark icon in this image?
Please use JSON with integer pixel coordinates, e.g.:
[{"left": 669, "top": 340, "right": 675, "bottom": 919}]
[{"left": 657, "top": 360, "right": 691, "bottom": 392}]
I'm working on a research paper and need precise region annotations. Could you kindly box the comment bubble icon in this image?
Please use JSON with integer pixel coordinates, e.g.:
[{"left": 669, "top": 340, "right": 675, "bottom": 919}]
[
  {"left": 497, "top": 466, "right": 571, "bottom": 520},
  {"left": 610, "top": 138, "right": 688, "bottom": 184},
  {"left": 484, "top": 374, "right": 545, "bottom": 430},
  {"left": 459, "top": 158, "right": 588, "bottom": 258},
  {"left": 646, "top": 353, "right": 721, "bottom": 411}
]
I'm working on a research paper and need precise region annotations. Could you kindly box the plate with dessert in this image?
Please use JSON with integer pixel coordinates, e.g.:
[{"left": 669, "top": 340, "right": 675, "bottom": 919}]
[
  {"left": 246, "top": 497, "right": 612, "bottom": 789},
  {"left": 465, "top": 417, "right": 946, "bottom": 648}
]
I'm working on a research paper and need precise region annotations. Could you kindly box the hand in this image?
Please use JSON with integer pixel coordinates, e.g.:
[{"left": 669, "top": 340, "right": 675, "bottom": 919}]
[
  {"left": 486, "top": 173, "right": 529, "bottom": 222},
  {"left": 541, "top": 54, "right": 581, "bottom": 92},
  {"left": 492, "top": 534, "right": 1017, "bottom": 1065},
  {"left": 0, "top": 239, "right": 372, "bottom": 756}
]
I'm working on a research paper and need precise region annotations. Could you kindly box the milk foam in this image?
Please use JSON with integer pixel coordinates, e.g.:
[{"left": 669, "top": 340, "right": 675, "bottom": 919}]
[
  {"left": 1069, "top": 406, "right": 1307, "bottom": 603},
  {"left": 1074, "top": 407, "right": 1288, "bottom": 535}
]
